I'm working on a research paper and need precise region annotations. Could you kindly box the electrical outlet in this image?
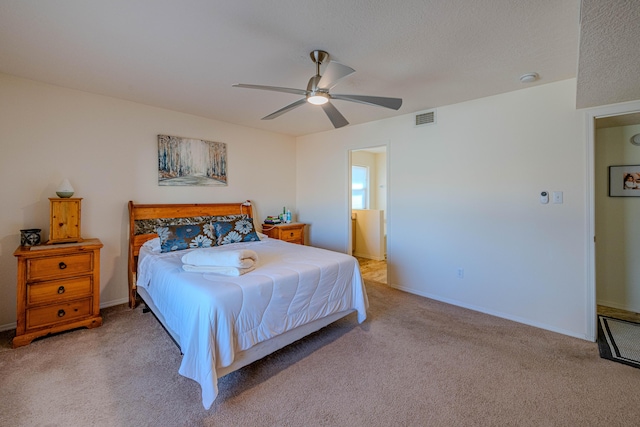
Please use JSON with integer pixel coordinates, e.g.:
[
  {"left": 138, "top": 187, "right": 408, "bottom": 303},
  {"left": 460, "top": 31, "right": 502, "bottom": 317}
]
[{"left": 457, "top": 268, "right": 464, "bottom": 279}]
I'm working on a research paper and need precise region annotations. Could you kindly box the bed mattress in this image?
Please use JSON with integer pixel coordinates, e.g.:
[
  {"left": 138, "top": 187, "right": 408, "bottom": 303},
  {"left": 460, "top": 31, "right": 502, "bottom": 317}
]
[{"left": 136, "top": 237, "right": 368, "bottom": 408}]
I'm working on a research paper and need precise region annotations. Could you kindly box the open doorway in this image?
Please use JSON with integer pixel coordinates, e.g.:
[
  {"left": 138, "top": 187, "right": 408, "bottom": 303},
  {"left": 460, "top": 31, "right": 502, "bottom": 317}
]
[
  {"left": 349, "top": 145, "right": 387, "bottom": 284},
  {"left": 594, "top": 112, "right": 640, "bottom": 324},
  {"left": 587, "top": 101, "right": 640, "bottom": 341}
]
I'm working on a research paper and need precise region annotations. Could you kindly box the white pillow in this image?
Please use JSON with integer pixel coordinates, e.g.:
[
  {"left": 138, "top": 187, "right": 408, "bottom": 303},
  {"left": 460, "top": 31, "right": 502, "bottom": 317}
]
[{"left": 142, "top": 237, "right": 161, "bottom": 252}]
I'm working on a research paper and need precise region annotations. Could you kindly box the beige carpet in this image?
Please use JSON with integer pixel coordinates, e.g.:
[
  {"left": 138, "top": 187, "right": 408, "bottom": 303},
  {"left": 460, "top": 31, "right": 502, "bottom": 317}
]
[{"left": 2, "top": 280, "right": 640, "bottom": 426}]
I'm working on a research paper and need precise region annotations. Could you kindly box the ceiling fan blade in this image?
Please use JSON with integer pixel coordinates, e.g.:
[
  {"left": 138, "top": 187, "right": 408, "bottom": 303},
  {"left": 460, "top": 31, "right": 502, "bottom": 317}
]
[
  {"left": 262, "top": 98, "right": 307, "bottom": 120},
  {"left": 317, "top": 62, "right": 355, "bottom": 90},
  {"left": 233, "top": 83, "right": 308, "bottom": 96},
  {"left": 321, "top": 102, "right": 349, "bottom": 128},
  {"left": 331, "top": 94, "right": 403, "bottom": 110}
]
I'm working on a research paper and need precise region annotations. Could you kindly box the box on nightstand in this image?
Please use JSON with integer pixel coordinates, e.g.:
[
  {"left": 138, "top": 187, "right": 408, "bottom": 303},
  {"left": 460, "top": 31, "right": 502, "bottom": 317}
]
[{"left": 49, "top": 198, "right": 82, "bottom": 244}]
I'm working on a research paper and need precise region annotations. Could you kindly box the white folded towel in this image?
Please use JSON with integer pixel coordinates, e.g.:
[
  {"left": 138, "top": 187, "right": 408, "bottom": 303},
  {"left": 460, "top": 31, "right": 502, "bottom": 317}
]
[
  {"left": 181, "top": 264, "right": 256, "bottom": 276},
  {"left": 181, "top": 248, "right": 258, "bottom": 269}
]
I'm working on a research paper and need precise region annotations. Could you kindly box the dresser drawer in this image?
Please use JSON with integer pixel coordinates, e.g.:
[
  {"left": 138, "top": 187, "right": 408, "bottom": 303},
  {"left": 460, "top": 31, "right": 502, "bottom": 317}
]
[
  {"left": 26, "top": 298, "right": 93, "bottom": 329},
  {"left": 26, "top": 252, "right": 93, "bottom": 281},
  {"left": 27, "top": 276, "right": 93, "bottom": 305},
  {"left": 280, "top": 228, "right": 303, "bottom": 243}
]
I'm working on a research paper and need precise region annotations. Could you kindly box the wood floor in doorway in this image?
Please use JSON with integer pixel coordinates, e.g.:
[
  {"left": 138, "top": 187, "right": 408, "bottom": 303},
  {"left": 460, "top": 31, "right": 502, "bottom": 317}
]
[
  {"left": 356, "top": 257, "right": 387, "bottom": 284},
  {"left": 598, "top": 305, "right": 640, "bottom": 323}
]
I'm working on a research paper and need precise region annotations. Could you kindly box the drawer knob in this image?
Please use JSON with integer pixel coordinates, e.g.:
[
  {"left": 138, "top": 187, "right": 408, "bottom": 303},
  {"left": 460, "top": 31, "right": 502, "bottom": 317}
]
[
  {"left": 57, "top": 286, "right": 65, "bottom": 294},
  {"left": 290, "top": 232, "right": 294, "bottom": 237},
  {"left": 58, "top": 262, "right": 67, "bottom": 270},
  {"left": 57, "top": 309, "right": 66, "bottom": 318}
]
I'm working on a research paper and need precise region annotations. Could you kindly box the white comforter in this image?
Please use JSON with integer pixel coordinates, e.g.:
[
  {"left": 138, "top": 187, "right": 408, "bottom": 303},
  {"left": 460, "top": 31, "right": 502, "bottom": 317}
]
[{"left": 136, "top": 238, "right": 368, "bottom": 409}]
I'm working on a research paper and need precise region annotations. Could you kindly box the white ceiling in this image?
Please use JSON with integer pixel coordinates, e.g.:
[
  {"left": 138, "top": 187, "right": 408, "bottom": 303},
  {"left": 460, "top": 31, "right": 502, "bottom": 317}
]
[
  {"left": 576, "top": 0, "right": 640, "bottom": 109},
  {"left": 596, "top": 113, "right": 640, "bottom": 129},
  {"left": 0, "top": 0, "right": 636, "bottom": 136}
]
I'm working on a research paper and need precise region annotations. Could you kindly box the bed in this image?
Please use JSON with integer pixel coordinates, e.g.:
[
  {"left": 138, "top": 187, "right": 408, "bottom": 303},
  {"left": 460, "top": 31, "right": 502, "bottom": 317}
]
[{"left": 127, "top": 201, "right": 368, "bottom": 409}]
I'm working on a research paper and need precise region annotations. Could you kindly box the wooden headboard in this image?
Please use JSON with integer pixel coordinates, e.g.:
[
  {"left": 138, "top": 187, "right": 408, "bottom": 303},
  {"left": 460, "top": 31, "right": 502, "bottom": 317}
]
[{"left": 127, "top": 200, "right": 254, "bottom": 308}]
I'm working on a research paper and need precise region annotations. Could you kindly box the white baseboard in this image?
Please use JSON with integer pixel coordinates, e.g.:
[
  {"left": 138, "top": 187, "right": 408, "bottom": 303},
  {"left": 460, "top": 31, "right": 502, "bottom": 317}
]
[
  {"left": 101, "top": 297, "right": 129, "bottom": 309},
  {"left": 0, "top": 322, "right": 16, "bottom": 333},
  {"left": 390, "top": 283, "right": 591, "bottom": 342}
]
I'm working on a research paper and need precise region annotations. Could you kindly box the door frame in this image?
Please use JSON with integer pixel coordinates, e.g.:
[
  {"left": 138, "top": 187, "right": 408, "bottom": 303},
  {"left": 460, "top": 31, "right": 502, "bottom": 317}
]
[
  {"left": 347, "top": 144, "right": 389, "bottom": 259},
  {"left": 586, "top": 99, "right": 640, "bottom": 341}
]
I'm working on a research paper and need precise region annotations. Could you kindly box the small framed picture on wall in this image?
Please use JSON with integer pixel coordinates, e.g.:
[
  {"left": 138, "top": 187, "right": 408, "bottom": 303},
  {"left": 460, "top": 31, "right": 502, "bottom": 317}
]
[{"left": 609, "top": 165, "right": 640, "bottom": 197}]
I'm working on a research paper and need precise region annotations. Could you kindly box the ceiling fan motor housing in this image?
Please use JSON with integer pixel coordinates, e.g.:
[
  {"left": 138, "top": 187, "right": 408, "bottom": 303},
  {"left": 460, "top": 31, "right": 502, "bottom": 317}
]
[
  {"left": 306, "top": 71, "right": 329, "bottom": 104},
  {"left": 307, "top": 75, "right": 328, "bottom": 95},
  {"left": 310, "top": 50, "right": 329, "bottom": 66}
]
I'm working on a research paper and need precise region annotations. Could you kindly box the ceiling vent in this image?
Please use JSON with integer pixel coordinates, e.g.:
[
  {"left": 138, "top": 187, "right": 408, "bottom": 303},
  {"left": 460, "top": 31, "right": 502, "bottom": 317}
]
[{"left": 414, "top": 110, "right": 436, "bottom": 127}]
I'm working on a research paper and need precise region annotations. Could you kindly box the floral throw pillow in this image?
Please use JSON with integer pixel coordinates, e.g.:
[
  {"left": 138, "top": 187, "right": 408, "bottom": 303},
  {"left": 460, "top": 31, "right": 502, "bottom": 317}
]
[
  {"left": 135, "top": 214, "right": 248, "bottom": 236},
  {"left": 212, "top": 218, "right": 260, "bottom": 246},
  {"left": 157, "top": 223, "right": 215, "bottom": 253}
]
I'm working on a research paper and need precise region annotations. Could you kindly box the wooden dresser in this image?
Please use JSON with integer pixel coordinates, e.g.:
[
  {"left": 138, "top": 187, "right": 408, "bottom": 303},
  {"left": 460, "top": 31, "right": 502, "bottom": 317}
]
[
  {"left": 262, "top": 223, "right": 306, "bottom": 245},
  {"left": 13, "top": 238, "right": 103, "bottom": 348}
]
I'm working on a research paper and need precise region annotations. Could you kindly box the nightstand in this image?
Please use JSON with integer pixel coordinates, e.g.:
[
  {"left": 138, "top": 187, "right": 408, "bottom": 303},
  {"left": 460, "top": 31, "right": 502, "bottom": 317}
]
[
  {"left": 13, "top": 238, "right": 103, "bottom": 348},
  {"left": 262, "top": 223, "right": 306, "bottom": 245}
]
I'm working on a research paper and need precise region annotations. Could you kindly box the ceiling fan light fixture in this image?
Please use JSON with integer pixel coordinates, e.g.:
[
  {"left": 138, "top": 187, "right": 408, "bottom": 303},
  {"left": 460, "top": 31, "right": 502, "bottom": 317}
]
[
  {"left": 307, "top": 95, "right": 328, "bottom": 105},
  {"left": 307, "top": 92, "right": 329, "bottom": 105}
]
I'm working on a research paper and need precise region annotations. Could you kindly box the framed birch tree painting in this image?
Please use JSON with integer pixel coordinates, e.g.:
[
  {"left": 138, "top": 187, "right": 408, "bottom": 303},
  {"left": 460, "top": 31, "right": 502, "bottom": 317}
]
[{"left": 158, "top": 135, "right": 227, "bottom": 186}]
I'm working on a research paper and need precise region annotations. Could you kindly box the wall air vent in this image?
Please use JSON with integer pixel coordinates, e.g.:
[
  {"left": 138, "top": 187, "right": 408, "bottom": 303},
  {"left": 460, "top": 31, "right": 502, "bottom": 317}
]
[{"left": 414, "top": 110, "right": 436, "bottom": 127}]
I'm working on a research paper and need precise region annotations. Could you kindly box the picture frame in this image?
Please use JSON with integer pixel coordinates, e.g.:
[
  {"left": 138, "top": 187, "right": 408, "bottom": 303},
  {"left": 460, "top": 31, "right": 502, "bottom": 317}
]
[
  {"left": 609, "top": 165, "right": 640, "bottom": 197},
  {"left": 158, "top": 135, "right": 227, "bottom": 186}
]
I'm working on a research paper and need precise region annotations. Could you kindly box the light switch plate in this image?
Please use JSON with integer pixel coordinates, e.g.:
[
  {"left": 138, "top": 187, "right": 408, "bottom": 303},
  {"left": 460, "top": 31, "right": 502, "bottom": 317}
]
[{"left": 552, "top": 191, "right": 563, "bottom": 204}]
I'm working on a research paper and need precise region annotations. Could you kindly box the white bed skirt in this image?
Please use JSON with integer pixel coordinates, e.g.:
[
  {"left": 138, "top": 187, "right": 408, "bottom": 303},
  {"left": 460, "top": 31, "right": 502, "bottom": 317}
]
[{"left": 137, "top": 286, "right": 356, "bottom": 378}]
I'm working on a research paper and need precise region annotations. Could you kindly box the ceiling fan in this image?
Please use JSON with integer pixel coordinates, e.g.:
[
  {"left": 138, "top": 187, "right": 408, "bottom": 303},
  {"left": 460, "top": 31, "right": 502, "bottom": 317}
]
[{"left": 233, "top": 50, "right": 402, "bottom": 129}]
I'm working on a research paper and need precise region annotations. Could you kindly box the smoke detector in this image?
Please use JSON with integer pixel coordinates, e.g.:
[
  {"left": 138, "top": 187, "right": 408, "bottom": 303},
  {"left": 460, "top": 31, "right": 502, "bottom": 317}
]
[{"left": 519, "top": 73, "right": 539, "bottom": 83}]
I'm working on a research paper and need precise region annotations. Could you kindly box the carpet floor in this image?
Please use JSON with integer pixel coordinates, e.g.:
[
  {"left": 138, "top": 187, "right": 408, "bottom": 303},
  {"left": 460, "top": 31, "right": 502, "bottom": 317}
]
[
  {"left": 598, "top": 315, "right": 640, "bottom": 369},
  {"left": 2, "top": 280, "right": 640, "bottom": 426}
]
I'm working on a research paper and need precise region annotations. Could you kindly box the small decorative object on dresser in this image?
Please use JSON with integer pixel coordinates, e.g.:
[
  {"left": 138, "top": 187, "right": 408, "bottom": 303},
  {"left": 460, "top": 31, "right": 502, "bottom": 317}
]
[
  {"left": 55, "top": 178, "right": 75, "bottom": 198},
  {"left": 262, "top": 222, "right": 306, "bottom": 245},
  {"left": 20, "top": 228, "right": 41, "bottom": 247},
  {"left": 12, "top": 238, "right": 103, "bottom": 348},
  {"left": 49, "top": 197, "right": 82, "bottom": 243}
]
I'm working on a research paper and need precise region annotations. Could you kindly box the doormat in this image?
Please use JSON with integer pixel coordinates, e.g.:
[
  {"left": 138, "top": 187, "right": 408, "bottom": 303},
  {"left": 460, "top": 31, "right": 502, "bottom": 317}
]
[{"left": 597, "top": 315, "right": 640, "bottom": 369}]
